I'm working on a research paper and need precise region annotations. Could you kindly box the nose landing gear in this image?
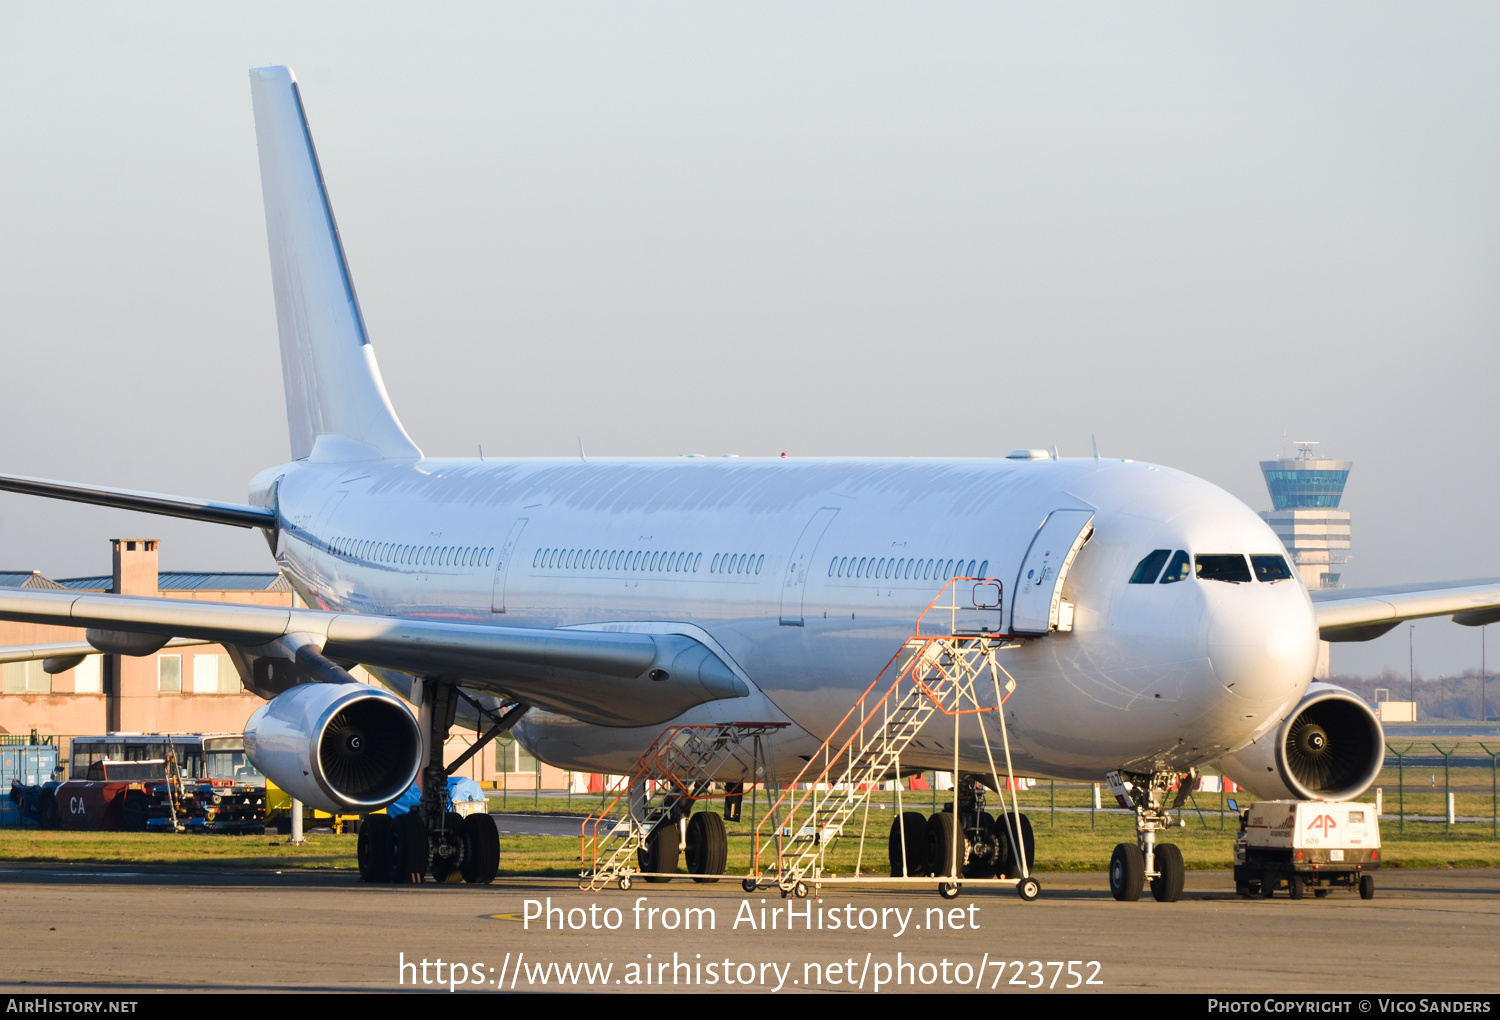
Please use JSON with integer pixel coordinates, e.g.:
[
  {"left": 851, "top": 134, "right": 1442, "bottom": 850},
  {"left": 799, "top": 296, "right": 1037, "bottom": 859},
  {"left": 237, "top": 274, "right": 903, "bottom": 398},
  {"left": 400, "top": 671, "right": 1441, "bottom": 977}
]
[{"left": 1105, "top": 769, "right": 1190, "bottom": 903}]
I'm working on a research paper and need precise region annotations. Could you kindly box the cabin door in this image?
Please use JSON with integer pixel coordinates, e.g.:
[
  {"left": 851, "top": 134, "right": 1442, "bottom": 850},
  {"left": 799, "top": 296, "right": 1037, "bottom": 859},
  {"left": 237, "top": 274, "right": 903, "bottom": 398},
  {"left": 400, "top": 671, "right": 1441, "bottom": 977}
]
[{"left": 1009, "top": 509, "right": 1095, "bottom": 635}]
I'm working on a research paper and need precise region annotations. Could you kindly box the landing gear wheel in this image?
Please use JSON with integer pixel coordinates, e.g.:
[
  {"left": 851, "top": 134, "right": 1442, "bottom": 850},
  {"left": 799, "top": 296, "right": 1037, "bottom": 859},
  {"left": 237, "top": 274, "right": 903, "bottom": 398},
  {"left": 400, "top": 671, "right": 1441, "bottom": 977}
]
[
  {"left": 939, "top": 882, "right": 961, "bottom": 900},
  {"left": 742, "top": 878, "right": 758, "bottom": 893},
  {"left": 1359, "top": 874, "right": 1375, "bottom": 900},
  {"left": 459, "top": 813, "right": 500, "bottom": 885},
  {"left": 684, "top": 812, "right": 727, "bottom": 883},
  {"left": 1109, "top": 843, "right": 1144, "bottom": 902},
  {"left": 964, "top": 812, "right": 998, "bottom": 879},
  {"left": 1150, "top": 843, "right": 1185, "bottom": 903},
  {"left": 998, "top": 812, "right": 1035, "bottom": 877},
  {"left": 888, "top": 811, "right": 929, "bottom": 877},
  {"left": 638, "top": 820, "right": 680, "bottom": 882},
  {"left": 1017, "top": 877, "right": 1040, "bottom": 902},
  {"left": 1288, "top": 875, "right": 1305, "bottom": 900},
  {"left": 431, "top": 812, "right": 467, "bottom": 884},
  {"left": 926, "top": 812, "right": 963, "bottom": 878},
  {"left": 390, "top": 812, "right": 429, "bottom": 883},
  {"left": 356, "top": 814, "right": 391, "bottom": 882},
  {"left": 1260, "top": 869, "right": 1278, "bottom": 898}
]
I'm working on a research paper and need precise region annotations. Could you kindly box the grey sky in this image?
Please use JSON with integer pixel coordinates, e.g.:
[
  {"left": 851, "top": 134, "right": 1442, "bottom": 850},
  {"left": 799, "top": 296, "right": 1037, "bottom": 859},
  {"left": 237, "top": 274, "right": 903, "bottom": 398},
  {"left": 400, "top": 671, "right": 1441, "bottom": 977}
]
[{"left": 1, "top": 4, "right": 1496, "bottom": 679}]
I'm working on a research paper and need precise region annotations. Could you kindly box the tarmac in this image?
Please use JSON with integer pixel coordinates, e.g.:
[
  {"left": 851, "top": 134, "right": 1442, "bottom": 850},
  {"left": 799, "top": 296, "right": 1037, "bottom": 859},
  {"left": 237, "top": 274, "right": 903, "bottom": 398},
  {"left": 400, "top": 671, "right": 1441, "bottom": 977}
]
[{"left": 0, "top": 863, "right": 1495, "bottom": 993}]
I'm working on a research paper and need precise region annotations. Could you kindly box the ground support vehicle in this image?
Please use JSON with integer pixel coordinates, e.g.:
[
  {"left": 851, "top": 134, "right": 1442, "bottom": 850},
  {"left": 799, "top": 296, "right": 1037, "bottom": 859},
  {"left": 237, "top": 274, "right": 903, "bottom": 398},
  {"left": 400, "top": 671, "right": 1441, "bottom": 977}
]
[
  {"left": 1232, "top": 799, "right": 1380, "bottom": 900},
  {"left": 11, "top": 759, "right": 265, "bottom": 833}
]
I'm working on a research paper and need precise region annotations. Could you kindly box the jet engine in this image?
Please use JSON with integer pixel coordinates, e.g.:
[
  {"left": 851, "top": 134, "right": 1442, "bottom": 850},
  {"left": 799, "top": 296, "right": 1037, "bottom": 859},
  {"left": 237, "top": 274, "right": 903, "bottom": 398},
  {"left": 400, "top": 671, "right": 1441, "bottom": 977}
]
[
  {"left": 1220, "top": 682, "right": 1385, "bottom": 802},
  {"left": 244, "top": 681, "right": 422, "bottom": 815}
]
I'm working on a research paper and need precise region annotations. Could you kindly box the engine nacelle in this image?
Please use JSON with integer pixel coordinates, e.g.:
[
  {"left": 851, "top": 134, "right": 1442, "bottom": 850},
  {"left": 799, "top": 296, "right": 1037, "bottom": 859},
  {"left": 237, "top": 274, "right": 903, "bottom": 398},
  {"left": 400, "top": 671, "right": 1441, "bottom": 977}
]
[
  {"left": 244, "top": 682, "right": 422, "bottom": 815},
  {"left": 1221, "top": 682, "right": 1385, "bottom": 802}
]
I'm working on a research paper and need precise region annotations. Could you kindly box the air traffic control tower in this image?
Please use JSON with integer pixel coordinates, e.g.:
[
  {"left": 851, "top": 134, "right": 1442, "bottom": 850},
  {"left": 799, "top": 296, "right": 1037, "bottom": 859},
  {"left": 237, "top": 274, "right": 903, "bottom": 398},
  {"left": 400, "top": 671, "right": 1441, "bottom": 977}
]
[
  {"left": 1259, "top": 442, "right": 1352, "bottom": 592},
  {"left": 1260, "top": 443, "right": 1351, "bottom": 680}
]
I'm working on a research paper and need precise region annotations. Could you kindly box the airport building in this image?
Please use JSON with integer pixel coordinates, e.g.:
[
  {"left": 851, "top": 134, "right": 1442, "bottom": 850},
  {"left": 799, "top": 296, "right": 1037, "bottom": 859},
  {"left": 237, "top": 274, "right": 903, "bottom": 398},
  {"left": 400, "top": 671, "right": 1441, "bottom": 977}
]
[
  {"left": 0, "top": 539, "right": 569, "bottom": 790},
  {"left": 1259, "top": 443, "right": 1352, "bottom": 680}
]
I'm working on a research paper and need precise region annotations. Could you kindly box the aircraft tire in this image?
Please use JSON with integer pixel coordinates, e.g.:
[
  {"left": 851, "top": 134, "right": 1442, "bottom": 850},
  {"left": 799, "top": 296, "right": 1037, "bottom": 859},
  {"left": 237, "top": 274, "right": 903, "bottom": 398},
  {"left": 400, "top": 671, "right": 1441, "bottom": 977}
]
[
  {"left": 685, "top": 811, "right": 727, "bottom": 882},
  {"left": 1109, "top": 843, "right": 1144, "bottom": 901},
  {"left": 888, "top": 811, "right": 928, "bottom": 877},
  {"left": 963, "top": 812, "right": 998, "bottom": 879},
  {"left": 1150, "top": 843, "right": 1184, "bottom": 903},
  {"left": 639, "top": 820, "right": 680, "bottom": 882},
  {"left": 926, "top": 811, "right": 962, "bottom": 878},
  {"left": 390, "top": 811, "right": 428, "bottom": 883},
  {"left": 998, "top": 812, "right": 1036, "bottom": 877},
  {"left": 357, "top": 814, "right": 391, "bottom": 882},
  {"left": 431, "top": 812, "right": 467, "bottom": 884},
  {"left": 460, "top": 814, "right": 500, "bottom": 885}
]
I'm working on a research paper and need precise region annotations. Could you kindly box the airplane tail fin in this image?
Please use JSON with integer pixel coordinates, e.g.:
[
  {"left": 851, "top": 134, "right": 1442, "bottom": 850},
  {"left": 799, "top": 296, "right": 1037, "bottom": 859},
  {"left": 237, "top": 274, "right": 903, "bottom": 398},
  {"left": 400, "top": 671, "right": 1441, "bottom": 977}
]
[{"left": 249, "top": 66, "right": 421, "bottom": 462}]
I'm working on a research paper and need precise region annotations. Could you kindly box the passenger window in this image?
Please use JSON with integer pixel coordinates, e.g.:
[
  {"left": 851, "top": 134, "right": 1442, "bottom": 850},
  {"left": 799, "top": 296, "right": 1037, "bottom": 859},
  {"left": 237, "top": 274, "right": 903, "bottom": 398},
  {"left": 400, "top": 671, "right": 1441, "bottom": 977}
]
[
  {"left": 756, "top": 555, "right": 764, "bottom": 574},
  {"left": 694, "top": 553, "right": 701, "bottom": 572},
  {"left": 1195, "top": 554, "right": 1251, "bottom": 584},
  {"left": 967, "top": 559, "right": 976, "bottom": 576},
  {"left": 1252, "top": 555, "right": 1293, "bottom": 583},
  {"left": 1129, "top": 550, "right": 1171, "bottom": 585},
  {"left": 1159, "top": 550, "right": 1191, "bottom": 584},
  {"left": 978, "top": 559, "right": 988, "bottom": 577}
]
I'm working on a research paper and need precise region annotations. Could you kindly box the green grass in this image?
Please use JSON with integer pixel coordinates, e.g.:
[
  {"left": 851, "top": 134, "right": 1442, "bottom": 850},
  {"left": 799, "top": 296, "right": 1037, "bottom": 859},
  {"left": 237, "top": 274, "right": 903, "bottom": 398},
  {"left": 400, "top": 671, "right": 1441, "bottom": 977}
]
[{"left": 5, "top": 778, "right": 1499, "bottom": 875}]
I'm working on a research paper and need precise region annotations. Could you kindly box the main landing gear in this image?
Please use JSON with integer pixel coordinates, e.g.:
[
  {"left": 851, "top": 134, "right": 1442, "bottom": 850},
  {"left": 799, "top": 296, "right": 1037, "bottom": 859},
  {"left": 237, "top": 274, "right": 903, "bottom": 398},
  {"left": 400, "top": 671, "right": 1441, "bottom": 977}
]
[
  {"left": 885, "top": 774, "right": 1037, "bottom": 900},
  {"left": 1105, "top": 769, "right": 1189, "bottom": 903},
  {"left": 356, "top": 679, "right": 523, "bottom": 885}
]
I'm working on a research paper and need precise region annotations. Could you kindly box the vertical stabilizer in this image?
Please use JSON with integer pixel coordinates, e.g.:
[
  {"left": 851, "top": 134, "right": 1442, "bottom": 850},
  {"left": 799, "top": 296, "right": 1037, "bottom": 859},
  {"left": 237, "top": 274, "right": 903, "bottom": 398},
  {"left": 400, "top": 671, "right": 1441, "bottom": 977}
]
[{"left": 249, "top": 66, "right": 421, "bottom": 462}]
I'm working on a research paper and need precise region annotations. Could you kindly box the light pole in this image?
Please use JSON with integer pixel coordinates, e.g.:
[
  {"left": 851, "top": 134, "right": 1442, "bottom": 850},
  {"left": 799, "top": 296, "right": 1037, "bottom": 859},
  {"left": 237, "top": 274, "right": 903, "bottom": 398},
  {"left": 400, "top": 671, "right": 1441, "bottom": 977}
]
[{"left": 1409, "top": 625, "right": 1415, "bottom": 707}]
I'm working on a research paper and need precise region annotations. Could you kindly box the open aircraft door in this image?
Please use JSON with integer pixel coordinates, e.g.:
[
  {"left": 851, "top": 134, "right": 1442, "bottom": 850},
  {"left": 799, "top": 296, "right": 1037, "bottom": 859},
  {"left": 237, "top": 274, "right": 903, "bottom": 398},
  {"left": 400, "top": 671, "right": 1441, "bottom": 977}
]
[{"left": 1010, "top": 509, "right": 1095, "bottom": 636}]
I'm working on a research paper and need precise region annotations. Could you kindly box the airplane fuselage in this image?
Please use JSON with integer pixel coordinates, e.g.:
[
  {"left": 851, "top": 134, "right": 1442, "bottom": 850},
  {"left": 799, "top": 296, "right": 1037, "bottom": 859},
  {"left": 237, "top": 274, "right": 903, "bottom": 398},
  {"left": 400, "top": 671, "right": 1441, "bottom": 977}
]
[{"left": 258, "top": 452, "right": 1320, "bottom": 783}]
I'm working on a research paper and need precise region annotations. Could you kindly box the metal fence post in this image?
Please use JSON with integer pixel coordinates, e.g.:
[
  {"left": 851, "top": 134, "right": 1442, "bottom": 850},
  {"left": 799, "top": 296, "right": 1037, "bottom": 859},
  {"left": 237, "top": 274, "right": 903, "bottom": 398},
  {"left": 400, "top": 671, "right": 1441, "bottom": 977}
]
[
  {"left": 535, "top": 758, "right": 541, "bottom": 810},
  {"left": 1433, "top": 743, "right": 1456, "bottom": 833},
  {"left": 1481, "top": 743, "right": 1498, "bottom": 838},
  {"left": 1050, "top": 780, "right": 1055, "bottom": 827},
  {"left": 1389, "top": 743, "right": 1412, "bottom": 833}
]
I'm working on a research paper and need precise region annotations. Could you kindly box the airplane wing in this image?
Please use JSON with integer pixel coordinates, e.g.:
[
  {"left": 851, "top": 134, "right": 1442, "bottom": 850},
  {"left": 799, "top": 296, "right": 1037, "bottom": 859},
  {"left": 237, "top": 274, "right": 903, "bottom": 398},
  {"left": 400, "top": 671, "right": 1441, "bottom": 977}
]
[
  {"left": 1312, "top": 578, "right": 1500, "bottom": 641},
  {"left": 0, "top": 472, "right": 276, "bottom": 529},
  {"left": 0, "top": 588, "right": 746, "bottom": 727}
]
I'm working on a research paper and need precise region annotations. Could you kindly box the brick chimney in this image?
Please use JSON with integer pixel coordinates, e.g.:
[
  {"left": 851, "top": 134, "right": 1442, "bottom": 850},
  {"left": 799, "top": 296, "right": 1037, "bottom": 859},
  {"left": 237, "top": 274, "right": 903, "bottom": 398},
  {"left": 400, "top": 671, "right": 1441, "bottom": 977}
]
[
  {"left": 111, "top": 539, "right": 159, "bottom": 596},
  {"left": 107, "top": 539, "right": 160, "bottom": 730}
]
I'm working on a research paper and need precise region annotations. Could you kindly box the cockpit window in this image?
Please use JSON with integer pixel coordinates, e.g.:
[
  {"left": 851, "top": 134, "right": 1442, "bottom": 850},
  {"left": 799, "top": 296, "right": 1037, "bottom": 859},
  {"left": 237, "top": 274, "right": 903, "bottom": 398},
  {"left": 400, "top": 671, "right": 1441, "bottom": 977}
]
[
  {"left": 1251, "top": 554, "right": 1293, "bottom": 583},
  {"left": 1159, "top": 550, "right": 1191, "bottom": 584},
  {"left": 1129, "top": 550, "right": 1171, "bottom": 585},
  {"left": 1196, "top": 554, "right": 1252, "bottom": 584}
]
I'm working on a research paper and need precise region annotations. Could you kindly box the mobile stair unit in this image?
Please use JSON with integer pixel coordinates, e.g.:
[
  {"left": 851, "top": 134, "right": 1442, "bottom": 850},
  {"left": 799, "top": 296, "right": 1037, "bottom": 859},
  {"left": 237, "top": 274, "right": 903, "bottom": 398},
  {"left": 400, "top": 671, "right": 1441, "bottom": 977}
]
[
  {"left": 580, "top": 722, "right": 784, "bottom": 891},
  {"left": 747, "top": 577, "right": 1040, "bottom": 901}
]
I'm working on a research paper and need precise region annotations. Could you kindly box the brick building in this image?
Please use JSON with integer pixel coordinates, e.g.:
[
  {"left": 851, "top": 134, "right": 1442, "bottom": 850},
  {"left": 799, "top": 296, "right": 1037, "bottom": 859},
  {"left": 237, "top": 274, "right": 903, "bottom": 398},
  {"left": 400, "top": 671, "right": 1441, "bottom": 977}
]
[{"left": 0, "top": 539, "right": 574, "bottom": 789}]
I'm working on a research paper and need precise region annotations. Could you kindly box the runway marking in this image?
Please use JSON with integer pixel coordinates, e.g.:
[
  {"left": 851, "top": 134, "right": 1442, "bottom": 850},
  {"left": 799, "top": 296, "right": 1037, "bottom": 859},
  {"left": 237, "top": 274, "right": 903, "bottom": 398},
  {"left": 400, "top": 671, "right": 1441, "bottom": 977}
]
[{"left": 489, "top": 912, "right": 525, "bottom": 921}]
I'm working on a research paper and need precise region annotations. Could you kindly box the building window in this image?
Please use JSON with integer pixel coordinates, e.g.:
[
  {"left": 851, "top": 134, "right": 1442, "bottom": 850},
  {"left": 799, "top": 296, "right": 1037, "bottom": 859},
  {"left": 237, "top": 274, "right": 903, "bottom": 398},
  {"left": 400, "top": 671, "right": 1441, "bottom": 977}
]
[
  {"left": 74, "top": 655, "right": 102, "bottom": 694},
  {"left": 495, "top": 735, "right": 539, "bottom": 774},
  {"left": 2, "top": 661, "right": 50, "bottom": 694},
  {"left": 158, "top": 655, "right": 182, "bottom": 693},
  {"left": 191, "top": 654, "right": 237, "bottom": 694}
]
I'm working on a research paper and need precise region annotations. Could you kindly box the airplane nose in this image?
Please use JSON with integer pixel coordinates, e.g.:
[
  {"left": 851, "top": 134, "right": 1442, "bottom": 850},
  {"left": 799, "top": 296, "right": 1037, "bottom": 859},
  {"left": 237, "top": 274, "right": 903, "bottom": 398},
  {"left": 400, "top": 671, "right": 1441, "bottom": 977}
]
[{"left": 1204, "top": 584, "right": 1319, "bottom": 708}]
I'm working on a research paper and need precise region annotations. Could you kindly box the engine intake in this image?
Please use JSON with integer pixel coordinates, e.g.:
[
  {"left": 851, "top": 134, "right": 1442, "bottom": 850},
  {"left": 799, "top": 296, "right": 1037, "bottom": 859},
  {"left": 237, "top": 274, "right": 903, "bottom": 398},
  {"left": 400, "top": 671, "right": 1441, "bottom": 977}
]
[
  {"left": 244, "top": 682, "right": 421, "bottom": 815},
  {"left": 1222, "top": 683, "right": 1385, "bottom": 802}
]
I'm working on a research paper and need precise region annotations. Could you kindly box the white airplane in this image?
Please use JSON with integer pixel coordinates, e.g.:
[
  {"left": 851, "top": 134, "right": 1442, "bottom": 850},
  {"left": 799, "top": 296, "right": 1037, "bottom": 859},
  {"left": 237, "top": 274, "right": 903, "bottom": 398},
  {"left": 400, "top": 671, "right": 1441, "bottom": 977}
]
[{"left": 2, "top": 66, "right": 1497, "bottom": 898}]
